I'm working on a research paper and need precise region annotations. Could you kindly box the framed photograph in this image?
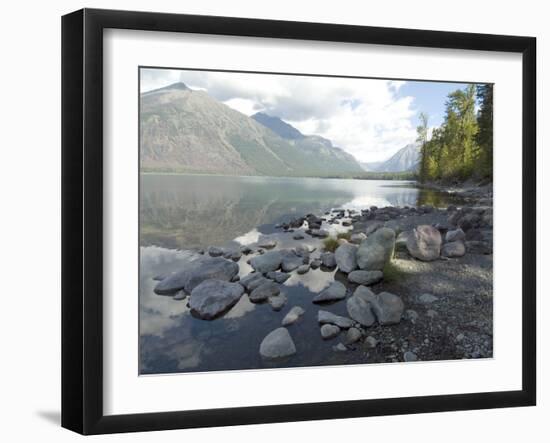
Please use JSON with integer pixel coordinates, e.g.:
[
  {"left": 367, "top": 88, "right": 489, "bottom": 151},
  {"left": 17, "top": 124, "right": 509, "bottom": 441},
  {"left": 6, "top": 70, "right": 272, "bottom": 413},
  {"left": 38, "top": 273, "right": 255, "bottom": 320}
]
[{"left": 62, "top": 8, "right": 536, "bottom": 434}]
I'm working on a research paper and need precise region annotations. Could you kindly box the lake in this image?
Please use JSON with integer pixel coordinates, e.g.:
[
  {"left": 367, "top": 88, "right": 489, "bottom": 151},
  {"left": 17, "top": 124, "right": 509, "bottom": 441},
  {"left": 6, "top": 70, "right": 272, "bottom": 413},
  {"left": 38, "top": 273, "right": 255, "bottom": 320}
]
[{"left": 139, "top": 174, "right": 459, "bottom": 374}]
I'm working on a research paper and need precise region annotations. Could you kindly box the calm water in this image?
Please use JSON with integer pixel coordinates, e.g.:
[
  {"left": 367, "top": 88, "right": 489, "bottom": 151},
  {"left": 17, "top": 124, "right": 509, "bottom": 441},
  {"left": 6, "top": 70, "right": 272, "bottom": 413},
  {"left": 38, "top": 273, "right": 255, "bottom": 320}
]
[{"left": 139, "top": 174, "right": 457, "bottom": 374}]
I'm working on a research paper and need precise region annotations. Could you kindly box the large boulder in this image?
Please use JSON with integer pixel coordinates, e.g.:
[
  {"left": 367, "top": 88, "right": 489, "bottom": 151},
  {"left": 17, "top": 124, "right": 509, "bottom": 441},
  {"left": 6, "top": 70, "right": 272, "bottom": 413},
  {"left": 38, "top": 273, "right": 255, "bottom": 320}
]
[
  {"left": 249, "top": 250, "right": 283, "bottom": 273},
  {"left": 334, "top": 243, "right": 358, "bottom": 273},
  {"left": 346, "top": 287, "right": 376, "bottom": 327},
  {"left": 188, "top": 279, "right": 244, "bottom": 320},
  {"left": 154, "top": 256, "right": 239, "bottom": 295},
  {"left": 356, "top": 227, "right": 396, "bottom": 271},
  {"left": 313, "top": 281, "right": 347, "bottom": 303},
  {"left": 406, "top": 225, "right": 442, "bottom": 261},
  {"left": 259, "top": 328, "right": 297, "bottom": 359},
  {"left": 370, "top": 292, "right": 404, "bottom": 325}
]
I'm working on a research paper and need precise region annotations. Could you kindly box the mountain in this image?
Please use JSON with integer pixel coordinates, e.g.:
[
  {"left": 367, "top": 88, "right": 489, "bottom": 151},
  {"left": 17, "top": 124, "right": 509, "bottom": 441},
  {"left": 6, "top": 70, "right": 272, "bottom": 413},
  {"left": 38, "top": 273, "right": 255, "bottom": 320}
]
[
  {"left": 361, "top": 143, "right": 420, "bottom": 173},
  {"left": 252, "top": 113, "right": 363, "bottom": 174},
  {"left": 251, "top": 112, "right": 304, "bottom": 140},
  {"left": 140, "top": 83, "right": 364, "bottom": 177}
]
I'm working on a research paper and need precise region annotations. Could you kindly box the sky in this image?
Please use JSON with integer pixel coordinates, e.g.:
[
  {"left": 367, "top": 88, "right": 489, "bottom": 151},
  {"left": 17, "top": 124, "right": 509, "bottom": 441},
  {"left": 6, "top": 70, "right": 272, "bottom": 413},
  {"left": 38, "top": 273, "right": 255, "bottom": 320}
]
[{"left": 140, "top": 68, "right": 471, "bottom": 163}]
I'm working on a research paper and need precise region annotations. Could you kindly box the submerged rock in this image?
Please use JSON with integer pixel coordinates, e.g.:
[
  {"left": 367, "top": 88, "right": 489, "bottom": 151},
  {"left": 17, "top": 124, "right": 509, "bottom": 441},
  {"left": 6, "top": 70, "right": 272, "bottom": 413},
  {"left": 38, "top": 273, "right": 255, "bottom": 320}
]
[
  {"left": 313, "top": 281, "right": 347, "bottom": 303},
  {"left": 269, "top": 293, "right": 288, "bottom": 311},
  {"left": 293, "top": 233, "right": 305, "bottom": 240},
  {"left": 282, "top": 306, "right": 305, "bottom": 326},
  {"left": 297, "top": 264, "right": 310, "bottom": 274},
  {"left": 188, "top": 279, "right": 244, "bottom": 320},
  {"left": 347, "top": 270, "right": 383, "bottom": 286},
  {"left": 333, "top": 343, "right": 348, "bottom": 352},
  {"left": 356, "top": 227, "right": 396, "bottom": 271},
  {"left": 406, "top": 225, "right": 442, "bottom": 261},
  {"left": 259, "top": 327, "right": 297, "bottom": 359},
  {"left": 154, "top": 256, "right": 239, "bottom": 295},
  {"left": 317, "top": 310, "right": 354, "bottom": 329},
  {"left": 334, "top": 243, "right": 358, "bottom": 273},
  {"left": 320, "top": 324, "right": 341, "bottom": 339}
]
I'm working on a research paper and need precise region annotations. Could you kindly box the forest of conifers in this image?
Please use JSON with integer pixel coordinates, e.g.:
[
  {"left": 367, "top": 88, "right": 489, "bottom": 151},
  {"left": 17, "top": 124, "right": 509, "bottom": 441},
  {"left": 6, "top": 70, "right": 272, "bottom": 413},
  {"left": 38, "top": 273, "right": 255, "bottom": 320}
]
[{"left": 417, "top": 84, "right": 493, "bottom": 184}]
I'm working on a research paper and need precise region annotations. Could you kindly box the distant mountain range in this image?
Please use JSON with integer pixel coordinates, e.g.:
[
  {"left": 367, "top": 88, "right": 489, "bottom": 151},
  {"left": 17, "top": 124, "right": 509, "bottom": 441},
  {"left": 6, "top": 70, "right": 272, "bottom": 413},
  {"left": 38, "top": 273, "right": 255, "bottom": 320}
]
[
  {"left": 140, "top": 83, "right": 363, "bottom": 177},
  {"left": 360, "top": 143, "right": 420, "bottom": 173}
]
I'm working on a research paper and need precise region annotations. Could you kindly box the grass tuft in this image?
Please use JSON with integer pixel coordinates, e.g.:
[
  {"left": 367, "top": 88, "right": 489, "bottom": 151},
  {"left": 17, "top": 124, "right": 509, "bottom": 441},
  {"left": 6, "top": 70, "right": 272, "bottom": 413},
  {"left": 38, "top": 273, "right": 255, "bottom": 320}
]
[{"left": 322, "top": 237, "right": 339, "bottom": 252}]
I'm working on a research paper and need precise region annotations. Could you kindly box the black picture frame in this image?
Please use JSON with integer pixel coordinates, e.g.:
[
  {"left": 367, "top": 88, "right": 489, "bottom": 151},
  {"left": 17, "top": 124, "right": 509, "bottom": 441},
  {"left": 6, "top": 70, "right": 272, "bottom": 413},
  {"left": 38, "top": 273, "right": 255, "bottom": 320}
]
[{"left": 61, "top": 8, "right": 536, "bottom": 435}]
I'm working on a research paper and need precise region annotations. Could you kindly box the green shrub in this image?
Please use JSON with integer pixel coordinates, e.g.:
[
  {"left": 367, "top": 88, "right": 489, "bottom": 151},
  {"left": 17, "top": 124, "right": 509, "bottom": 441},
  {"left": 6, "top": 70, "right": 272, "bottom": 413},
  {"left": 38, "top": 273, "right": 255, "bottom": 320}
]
[{"left": 322, "top": 237, "right": 339, "bottom": 252}]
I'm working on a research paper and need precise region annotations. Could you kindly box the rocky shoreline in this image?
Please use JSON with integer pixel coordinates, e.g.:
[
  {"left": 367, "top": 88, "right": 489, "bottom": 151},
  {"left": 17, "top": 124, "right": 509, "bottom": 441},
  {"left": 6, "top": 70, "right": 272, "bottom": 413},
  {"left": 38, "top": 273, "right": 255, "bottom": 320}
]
[{"left": 151, "top": 191, "right": 493, "bottom": 365}]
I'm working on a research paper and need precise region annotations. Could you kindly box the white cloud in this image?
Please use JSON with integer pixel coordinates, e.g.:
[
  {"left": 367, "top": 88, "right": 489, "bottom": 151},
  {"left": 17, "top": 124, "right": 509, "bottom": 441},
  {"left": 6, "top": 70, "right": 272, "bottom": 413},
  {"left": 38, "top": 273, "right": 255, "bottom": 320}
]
[{"left": 140, "top": 68, "right": 419, "bottom": 163}]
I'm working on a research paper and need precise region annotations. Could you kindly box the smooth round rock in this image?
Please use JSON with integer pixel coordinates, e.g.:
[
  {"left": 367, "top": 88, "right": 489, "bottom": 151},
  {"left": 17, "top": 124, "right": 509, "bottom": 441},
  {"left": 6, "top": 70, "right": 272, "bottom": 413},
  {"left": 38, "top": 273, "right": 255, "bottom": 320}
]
[
  {"left": 188, "top": 279, "right": 244, "bottom": 320},
  {"left": 406, "top": 225, "right": 442, "bottom": 261},
  {"left": 259, "top": 328, "right": 297, "bottom": 359},
  {"left": 282, "top": 306, "right": 305, "bottom": 326},
  {"left": 320, "top": 324, "right": 341, "bottom": 340}
]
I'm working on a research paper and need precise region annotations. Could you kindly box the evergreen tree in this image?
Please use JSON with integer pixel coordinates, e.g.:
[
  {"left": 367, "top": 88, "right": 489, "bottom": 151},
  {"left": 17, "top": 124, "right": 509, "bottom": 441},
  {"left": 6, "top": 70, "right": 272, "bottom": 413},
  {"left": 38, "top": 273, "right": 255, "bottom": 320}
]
[{"left": 418, "top": 84, "right": 491, "bottom": 183}]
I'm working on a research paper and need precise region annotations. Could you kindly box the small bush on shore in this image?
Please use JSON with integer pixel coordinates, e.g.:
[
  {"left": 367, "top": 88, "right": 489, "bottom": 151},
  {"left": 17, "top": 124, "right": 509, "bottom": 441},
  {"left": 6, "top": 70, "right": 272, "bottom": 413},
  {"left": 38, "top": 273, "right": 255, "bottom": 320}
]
[{"left": 322, "top": 237, "right": 339, "bottom": 252}]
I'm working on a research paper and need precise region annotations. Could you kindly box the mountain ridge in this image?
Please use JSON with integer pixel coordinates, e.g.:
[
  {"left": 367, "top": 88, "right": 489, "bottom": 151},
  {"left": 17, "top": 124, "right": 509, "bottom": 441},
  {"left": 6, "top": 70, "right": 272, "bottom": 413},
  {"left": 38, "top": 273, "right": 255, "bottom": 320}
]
[{"left": 140, "top": 83, "right": 364, "bottom": 177}]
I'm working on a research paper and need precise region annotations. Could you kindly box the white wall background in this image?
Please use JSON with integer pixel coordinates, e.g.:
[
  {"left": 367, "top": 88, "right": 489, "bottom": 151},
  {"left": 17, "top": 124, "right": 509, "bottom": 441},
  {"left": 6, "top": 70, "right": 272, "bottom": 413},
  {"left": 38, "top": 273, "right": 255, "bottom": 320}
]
[{"left": 0, "top": 0, "right": 546, "bottom": 441}]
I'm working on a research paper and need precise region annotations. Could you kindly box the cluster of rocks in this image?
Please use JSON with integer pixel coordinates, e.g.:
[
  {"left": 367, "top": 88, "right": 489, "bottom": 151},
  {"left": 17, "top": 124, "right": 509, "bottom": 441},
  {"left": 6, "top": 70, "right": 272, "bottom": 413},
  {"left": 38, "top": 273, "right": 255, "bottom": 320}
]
[{"left": 152, "top": 196, "right": 493, "bottom": 363}]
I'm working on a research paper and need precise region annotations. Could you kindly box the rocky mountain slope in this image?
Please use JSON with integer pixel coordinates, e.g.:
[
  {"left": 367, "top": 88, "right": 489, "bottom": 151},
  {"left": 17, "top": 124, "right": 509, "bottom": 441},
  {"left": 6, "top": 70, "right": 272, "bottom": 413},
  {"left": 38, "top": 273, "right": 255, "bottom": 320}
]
[
  {"left": 361, "top": 143, "right": 420, "bottom": 173},
  {"left": 140, "top": 83, "right": 364, "bottom": 177}
]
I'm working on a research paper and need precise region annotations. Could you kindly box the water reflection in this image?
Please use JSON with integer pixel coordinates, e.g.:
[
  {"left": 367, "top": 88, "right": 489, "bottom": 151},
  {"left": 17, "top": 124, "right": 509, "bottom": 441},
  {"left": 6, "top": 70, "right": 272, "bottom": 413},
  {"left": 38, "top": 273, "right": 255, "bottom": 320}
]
[{"left": 140, "top": 174, "right": 422, "bottom": 249}]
